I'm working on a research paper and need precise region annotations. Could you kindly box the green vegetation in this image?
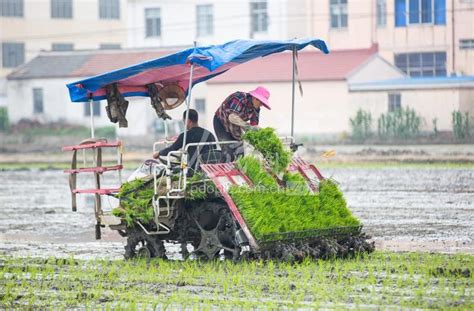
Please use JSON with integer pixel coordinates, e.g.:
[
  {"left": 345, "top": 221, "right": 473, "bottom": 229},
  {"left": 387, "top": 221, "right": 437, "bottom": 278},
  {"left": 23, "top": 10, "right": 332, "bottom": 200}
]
[
  {"left": 230, "top": 155, "right": 360, "bottom": 240},
  {"left": 0, "top": 107, "right": 9, "bottom": 132},
  {"left": 113, "top": 172, "right": 217, "bottom": 226},
  {"left": 282, "top": 171, "right": 309, "bottom": 192},
  {"left": 452, "top": 110, "right": 470, "bottom": 140},
  {"left": 1, "top": 252, "right": 472, "bottom": 308},
  {"left": 432, "top": 117, "right": 439, "bottom": 137},
  {"left": 349, "top": 109, "right": 373, "bottom": 142},
  {"left": 229, "top": 178, "right": 360, "bottom": 240},
  {"left": 185, "top": 172, "right": 217, "bottom": 201},
  {"left": 349, "top": 107, "right": 424, "bottom": 141},
  {"left": 95, "top": 126, "right": 117, "bottom": 138},
  {"left": 377, "top": 107, "right": 422, "bottom": 139},
  {"left": 235, "top": 156, "right": 278, "bottom": 188},
  {"left": 242, "top": 127, "right": 291, "bottom": 173},
  {"left": 14, "top": 123, "right": 116, "bottom": 138},
  {"left": 113, "top": 179, "right": 155, "bottom": 226}
]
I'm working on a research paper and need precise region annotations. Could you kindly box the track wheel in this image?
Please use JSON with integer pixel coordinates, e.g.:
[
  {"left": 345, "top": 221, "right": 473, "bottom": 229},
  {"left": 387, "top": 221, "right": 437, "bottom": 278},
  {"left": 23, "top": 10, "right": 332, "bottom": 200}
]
[{"left": 124, "top": 228, "right": 167, "bottom": 260}]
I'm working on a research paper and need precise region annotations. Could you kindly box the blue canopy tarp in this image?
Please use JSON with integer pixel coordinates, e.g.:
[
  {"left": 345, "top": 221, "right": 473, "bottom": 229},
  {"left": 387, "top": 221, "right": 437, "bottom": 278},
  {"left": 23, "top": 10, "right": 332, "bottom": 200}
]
[{"left": 67, "top": 38, "right": 329, "bottom": 103}]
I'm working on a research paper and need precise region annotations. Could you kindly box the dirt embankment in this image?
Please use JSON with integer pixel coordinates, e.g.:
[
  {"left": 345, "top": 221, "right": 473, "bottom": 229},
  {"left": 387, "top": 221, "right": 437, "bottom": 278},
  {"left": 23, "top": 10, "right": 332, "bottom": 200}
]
[
  {"left": 302, "top": 144, "right": 474, "bottom": 164},
  {"left": 1, "top": 144, "right": 473, "bottom": 168}
]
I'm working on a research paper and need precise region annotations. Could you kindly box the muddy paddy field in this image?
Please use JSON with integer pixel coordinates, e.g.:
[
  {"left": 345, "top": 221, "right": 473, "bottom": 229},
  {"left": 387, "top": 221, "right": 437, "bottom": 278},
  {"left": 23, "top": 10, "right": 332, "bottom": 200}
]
[{"left": 0, "top": 165, "right": 473, "bottom": 308}]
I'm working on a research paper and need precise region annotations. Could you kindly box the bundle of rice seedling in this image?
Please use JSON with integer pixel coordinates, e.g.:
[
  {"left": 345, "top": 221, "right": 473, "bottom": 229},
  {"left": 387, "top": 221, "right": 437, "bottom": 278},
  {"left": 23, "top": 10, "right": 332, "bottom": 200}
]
[
  {"left": 112, "top": 179, "right": 155, "bottom": 226},
  {"left": 241, "top": 127, "right": 291, "bottom": 173},
  {"left": 235, "top": 156, "right": 278, "bottom": 189},
  {"left": 113, "top": 172, "right": 216, "bottom": 226}
]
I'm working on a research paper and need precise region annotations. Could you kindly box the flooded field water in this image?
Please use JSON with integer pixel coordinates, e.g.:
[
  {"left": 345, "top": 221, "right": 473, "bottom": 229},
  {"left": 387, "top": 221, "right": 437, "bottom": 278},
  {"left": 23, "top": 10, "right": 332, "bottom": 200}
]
[{"left": 0, "top": 167, "right": 472, "bottom": 259}]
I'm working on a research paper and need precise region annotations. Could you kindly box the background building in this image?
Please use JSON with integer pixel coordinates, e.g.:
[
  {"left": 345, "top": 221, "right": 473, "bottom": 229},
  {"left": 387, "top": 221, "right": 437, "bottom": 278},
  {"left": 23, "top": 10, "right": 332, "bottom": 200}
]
[
  {"left": 126, "top": 0, "right": 304, "bottom": 47},
  {"left": 2, "top": 0, "right": 473, "bottom": 138},
  {"left": 304, "top": 0, "right": 474, "bottom": 77},
  {"left": 125, "top": 0, "right": 474, "bottom": 77},
  {"left": 0, "top": 0, "right": 128, "bottom": 105},
  {"left": 5, "top": 48, "right": 186, "bottom": 137}
]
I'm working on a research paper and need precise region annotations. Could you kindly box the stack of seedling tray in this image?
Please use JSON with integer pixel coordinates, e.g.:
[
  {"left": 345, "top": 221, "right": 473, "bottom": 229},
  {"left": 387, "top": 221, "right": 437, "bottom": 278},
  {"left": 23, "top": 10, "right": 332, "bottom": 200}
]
[{"left": 227, "top": 128, "right": 364, "bottom": 249}]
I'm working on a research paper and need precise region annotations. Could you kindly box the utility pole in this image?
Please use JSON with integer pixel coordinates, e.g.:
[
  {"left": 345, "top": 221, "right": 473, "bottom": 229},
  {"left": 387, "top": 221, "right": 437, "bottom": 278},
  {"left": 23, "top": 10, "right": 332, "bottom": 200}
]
[{"left": 451, "top": 0, "right": 455, "bottom": 75}]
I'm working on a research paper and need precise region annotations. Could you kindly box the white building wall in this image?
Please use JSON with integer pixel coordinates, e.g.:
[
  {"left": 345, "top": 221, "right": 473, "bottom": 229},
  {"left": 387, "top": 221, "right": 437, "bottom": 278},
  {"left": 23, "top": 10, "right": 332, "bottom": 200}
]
[
  {"left": 349, "top": 89, "right": 463, "bottom": 132},
  {"left": 7, "top": 78, "right": 111, "bottom": 126},
  {"left": 205, "top": 81, "right": 350, "bottom": 135},
  {"left": 127, "top": 0, "right": 289, "bottom": 48}
]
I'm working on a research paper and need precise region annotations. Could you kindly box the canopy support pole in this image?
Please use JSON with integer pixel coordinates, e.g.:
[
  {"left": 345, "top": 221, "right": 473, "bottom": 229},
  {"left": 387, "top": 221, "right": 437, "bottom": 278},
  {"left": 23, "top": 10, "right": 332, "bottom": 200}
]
[
  {"left": 182, "top": 42, "right": 197, "bottom": 149},
  {"left": 89, "top": 97, "right": 95, "bottom": 139},
  {"left": 290, "top": 46, "right": 296, "bottom": 138}
]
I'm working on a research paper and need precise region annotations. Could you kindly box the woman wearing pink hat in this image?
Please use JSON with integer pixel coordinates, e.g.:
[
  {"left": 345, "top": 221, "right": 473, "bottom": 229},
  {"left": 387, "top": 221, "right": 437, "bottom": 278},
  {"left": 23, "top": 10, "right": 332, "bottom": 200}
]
[{"left": 213, "top": 86, "right": 271, "bottom": 159}]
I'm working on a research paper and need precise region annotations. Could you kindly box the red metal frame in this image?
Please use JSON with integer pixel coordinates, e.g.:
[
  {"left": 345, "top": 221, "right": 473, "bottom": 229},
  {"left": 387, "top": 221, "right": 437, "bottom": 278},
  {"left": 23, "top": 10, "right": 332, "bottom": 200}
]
[
  {"left": 288, "top": 156, "right": 324, "bottom": 192},
  {"left": 64, "top": 164, "right": 123, "bottom": 174},
  {"left": 63, "top": 139, "right": 123, "bottom": 217},
  {"left": 200, "top": 163, "right": 259, "bottom": 250},
  {"left": 62, "top": 141, "right": 121, "bottom": 151},
  {"left": 72, "top": 188, "right": 120, "bottom": 195}
]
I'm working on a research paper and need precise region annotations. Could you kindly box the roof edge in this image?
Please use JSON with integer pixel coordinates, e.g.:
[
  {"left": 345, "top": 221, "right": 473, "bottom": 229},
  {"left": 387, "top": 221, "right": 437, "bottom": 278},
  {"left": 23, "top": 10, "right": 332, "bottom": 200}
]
[
  {"left": 207, "top": 78, "right": 346, "bottom": 85},
  {"left": 349, "top": 77, "right": 474, "bottom": 91}
]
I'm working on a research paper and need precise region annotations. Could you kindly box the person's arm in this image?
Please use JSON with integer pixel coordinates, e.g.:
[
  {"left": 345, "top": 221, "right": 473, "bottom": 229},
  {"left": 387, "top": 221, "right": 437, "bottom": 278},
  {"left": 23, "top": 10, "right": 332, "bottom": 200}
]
[
  {"left": 229, "top": 113, "right": 260, "bottom": 131},
  {"left": 154, "top": 133, "right": 184, "bottom": 158},
  {"left": 228, "top": 113, "right": 249, "bottom": 128},
  {"left": 250, "top": 109, "right": 260, "bottom": 126}
]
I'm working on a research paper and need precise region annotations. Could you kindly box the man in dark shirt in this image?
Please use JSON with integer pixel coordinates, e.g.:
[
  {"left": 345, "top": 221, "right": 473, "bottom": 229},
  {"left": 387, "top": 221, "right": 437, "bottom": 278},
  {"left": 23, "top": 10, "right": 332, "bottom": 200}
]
[{"left": 153, "top": 109, "right": 216, "bottom": 170}]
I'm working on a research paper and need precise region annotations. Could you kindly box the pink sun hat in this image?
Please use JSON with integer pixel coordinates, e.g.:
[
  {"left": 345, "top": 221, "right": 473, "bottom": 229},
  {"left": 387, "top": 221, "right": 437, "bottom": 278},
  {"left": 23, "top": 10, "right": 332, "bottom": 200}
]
[{"left": 248, "top": 86, "right": 271, "bottom": 110}]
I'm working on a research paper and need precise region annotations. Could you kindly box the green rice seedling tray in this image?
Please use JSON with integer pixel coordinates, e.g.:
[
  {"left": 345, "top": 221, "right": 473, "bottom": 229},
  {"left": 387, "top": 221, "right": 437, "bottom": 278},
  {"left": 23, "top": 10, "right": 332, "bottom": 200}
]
[{"left": 257, "top": 225, "right": 363, "bottom": 244}]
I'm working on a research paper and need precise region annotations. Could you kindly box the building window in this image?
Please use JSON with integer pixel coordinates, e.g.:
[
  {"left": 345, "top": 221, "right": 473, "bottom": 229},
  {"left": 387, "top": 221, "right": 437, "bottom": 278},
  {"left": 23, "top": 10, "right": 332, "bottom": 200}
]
[
  {"left": 408, "top": 0, "right": 433, "bottom": 24},
  {"left": 196, "top": 4, "right": 213, "bottom": 37},
  {"left": 330, "top": 0, "right": 348, "bottom": 29},
  {"left": 395, "top": 0, "right": 446, "bottom": 27},
  {"left": 51, "top": 0, "right": 72, "bottom": 19},
  {"left": 84, "top": 101, "right": 101, "bottom": 117},
  {"left": 460, "top": 39, "right": 474, "bottom": 50},
  {"left": 195, "top": 99, "right": 206, "bottom": 113},
  {"left": 377, "top": 0, "right": 386, "bottom": 27},
  {"left": 33, "top": 88, "right": 44, "bottom": 114},
  {"left": 99, "top": 43, "right": 121, "bottom": 49},
  {"left": 52, "top": 43, "right": 73, "bottom": 51},
  {"left": 0, "top": 0, "right": 23, "bottom": 17},
  {"left": 2, "top": 42, "right": 24, "bottom": 68},
  {"left": 145, "top": 8, "right": 161, "bottom": 37},
  {"left": 395, "top": 52, "right": 447, "bottom": 77},
  {"left": 99, "top": 0, "right": 119, "bottom": 19},
  {"left": 388, "top": 94, "right": 401, "bottom": 112},
  {"left": 250, "top": 0, "right": 268, "bottom": 34}
]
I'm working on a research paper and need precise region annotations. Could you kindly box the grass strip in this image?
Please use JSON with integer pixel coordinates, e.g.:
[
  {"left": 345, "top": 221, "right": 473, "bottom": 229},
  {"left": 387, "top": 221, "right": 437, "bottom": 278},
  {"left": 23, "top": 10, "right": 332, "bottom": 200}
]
[{"left": 1, "top": 252, "right": 472, "bottom": 309}]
